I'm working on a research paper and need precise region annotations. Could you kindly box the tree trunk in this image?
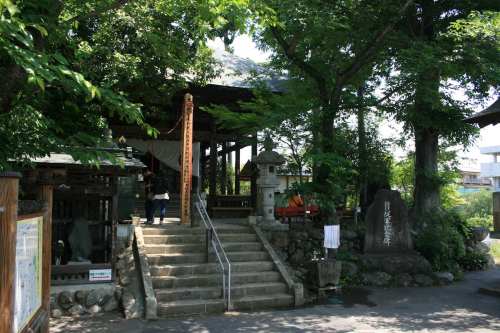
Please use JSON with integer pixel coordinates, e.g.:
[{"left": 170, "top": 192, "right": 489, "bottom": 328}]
[
  {"left": 357, "top": 86, "right": 368, "bottom": 212},
  {"left": 413, "top": 127, "right": 440, "bottom": 216}
]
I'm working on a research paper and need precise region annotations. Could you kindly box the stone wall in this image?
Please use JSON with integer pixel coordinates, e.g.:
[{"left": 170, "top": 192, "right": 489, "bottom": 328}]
[{"left": 50, "top": 224, "right": 145, "bottom": 319}]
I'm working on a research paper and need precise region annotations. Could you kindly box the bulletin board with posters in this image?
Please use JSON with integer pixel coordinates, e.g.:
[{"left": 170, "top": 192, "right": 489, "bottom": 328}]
[{"left": 14, "top": 215, "right": 43, "bottom": 333}]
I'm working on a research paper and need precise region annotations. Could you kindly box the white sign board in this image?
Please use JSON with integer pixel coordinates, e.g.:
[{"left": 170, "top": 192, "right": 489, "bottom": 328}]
[
  {"left": 89, "top": 269, "right": 113, "bottom": 282},
  {"left": 14, "top": 216, "right": 43, "bottom": 333}
]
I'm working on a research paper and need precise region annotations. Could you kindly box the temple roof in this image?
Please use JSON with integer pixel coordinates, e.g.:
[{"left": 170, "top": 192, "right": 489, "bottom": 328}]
[
  {"left": 30, "top": 152, "right": 145, "bottom": 170},
  {"left": 466, "top": 98, "right": 500, "bottom": 128}
]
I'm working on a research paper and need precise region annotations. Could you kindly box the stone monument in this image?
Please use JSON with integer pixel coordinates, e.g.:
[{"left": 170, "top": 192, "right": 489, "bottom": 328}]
[
  {"left": 360, "top": 189, "right": 434, "bottom": 287},
  {"left": 364, "top": 189, "right": 413, "bottom": 253},
  {"left": 253, "top": 136, "right": 287, "bottom": 230}
]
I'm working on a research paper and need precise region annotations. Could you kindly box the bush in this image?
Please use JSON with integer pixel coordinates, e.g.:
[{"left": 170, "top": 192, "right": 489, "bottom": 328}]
[
  {"left": 459, "top": 250, "right": 489, "bottom": 271},
  {"left": 465, "top": 216, "right": 493, "bottom": 230},
  {"left": 415, "top": 211, "right": 466, "bottom": 272}
]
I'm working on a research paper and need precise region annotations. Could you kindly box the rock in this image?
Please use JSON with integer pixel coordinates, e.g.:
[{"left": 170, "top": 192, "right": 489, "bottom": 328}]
[
  {"left": 342, "top": 230, "right": 357, "bottom": 241},
  {"left": 272, "top": 232, "right": 289, "bottom": 248},
  {"left": 474, "top": 242, "right": 490, "bottom": 254},
  {"left": 103, "top": 296, "right": 119, "bottom": 312},
  {"left": 341, "top": 261, "right": 359, "bottom": 278},
  {"left": 86, "top": 289, "right": 112, "bottom": 307},
  {"left": 67, "top": 304, "right": 85, "bottom": 316},
  {"left": 122, "top": 291, "right": 140, "bottom": 319},
  {"left": 51, "top": 308, "right": 63, "bottom": 319},
  {"left": 362, "top": 272, "right": 392, "bottom": 287},
  {"left": 434, "top": 272, "right": 454, "bottom": 285},
  {"left": 58, "top": 291, "right": 74, "bottom": 310},
  {"left": 309, "top": 228, "right": 323, "bottom": 241},
  {"left": 74, "top": 290, "right": 88, "bottom": 305},
  {"left": 414, "top": 274, "right": 434, "bottom": 287},
  {"left": 471, "top": 227, "right": 489, "bottom": 242},
  {"left": 114, "top": 287, "right": 123, "bottom": 301},
  {"left": 119, "top": 273, "right": 131, "bottom": 286},
  {"left": 395, "top": 273, "right": 413, "bottom": 287},
  {"left": 88, "top": 305, "right": 102, "bottom": 314},
  {"left": 289, "top": 249, "right": 305, "bottom": 265}
]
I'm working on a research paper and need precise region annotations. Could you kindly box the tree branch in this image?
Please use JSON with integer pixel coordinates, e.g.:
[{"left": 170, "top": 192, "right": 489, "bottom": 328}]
[
  {"left": 269, "top": 27, "right": 329, "bottom": 100},
  {"left": 338, "top": 0, "right": 415, "bottom": 84},
  {"left": 64, "top": 0, "right": 134, "bottom": 24}
]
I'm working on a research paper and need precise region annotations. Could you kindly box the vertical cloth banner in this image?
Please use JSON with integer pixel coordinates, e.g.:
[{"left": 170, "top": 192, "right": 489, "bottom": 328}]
[
  {"left": 324, "top": 225, "right": 340, "bottom": 249},
  {"left": 180, "top": 94, "right": 194, "bottom": 225}
]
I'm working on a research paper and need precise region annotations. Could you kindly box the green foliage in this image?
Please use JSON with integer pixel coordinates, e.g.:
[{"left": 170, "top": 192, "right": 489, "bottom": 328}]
[
  {"left": 457, "top": 189, "right": 494, "bottom": 230},
  {"left": 459, "top": 250, "right": 489, "bottom": 271},
  {"left": 415, "top": 211, "right": 467, "bottom": 272}
]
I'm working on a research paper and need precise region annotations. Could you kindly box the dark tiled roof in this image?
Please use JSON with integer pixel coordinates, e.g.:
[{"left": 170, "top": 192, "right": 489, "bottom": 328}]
[{"left": 466, "top": 98, "right": 500, "bottom": 128}]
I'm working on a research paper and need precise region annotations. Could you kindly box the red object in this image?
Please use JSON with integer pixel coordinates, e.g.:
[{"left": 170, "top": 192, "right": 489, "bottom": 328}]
[{"left": 275, "top": 205, "right": 320, "bottom": 218}]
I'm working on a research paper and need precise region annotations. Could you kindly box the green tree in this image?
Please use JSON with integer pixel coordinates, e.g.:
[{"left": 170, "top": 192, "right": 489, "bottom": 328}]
[
  {"left": 382, "top": 3, "right": 500, "bottom": 217},
  {"left": 0, "top": 0, "right": 249, "bottom": 170}
]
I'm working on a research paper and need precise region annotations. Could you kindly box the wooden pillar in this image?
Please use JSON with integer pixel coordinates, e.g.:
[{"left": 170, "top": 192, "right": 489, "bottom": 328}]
[
  {"left": 251, "top": 136, "right": 258, "bottom": 210},
  {"left": 221, "top": 143, "right": 227, "bottom": 196},
  {"left": 0, "top": 172, "right": 20, "bottom": 333},
  {"left": 111, "top": 174, "right": 119, "bottom": 273},
  {"left": 209, "top": 129, "right": 218, "bottom": 210},
  {"left": 227, "top": 142, "right": 233, "bottom": 195},
  {"left": 235, "top": 143, "right": 241, "bottom": 195},
  {"left": 494, "top": 192, "right": 500, "bottom": 232},
  {"left": 37, "top": 177, "right": 53, "bottom": 333},
  {"left": 180, "top": 94, "right": 194, "bottom": 225}
]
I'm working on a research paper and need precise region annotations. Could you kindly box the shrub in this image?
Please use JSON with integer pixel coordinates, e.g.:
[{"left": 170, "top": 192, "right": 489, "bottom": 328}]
[
  {"left": 415, "top": 211, "right": 466, "bottom": 272},
  {"left": 459, "top": 250, "right": 489, "bottom": 271},
  {"left": 465, "top": 216, "right": 494, "bottom": 230}
]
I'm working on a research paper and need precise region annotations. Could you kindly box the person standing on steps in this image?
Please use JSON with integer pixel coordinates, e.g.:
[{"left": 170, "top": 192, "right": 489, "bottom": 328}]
[{"left": 152, "top": 169, "right": 170, "bottom": 224}]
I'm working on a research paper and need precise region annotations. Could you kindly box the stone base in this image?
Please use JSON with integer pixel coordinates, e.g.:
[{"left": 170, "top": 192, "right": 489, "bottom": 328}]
[
  {"left": 50, "top": 284, "right": 120, "bottom": 318},
  {"left": 356, "top": 252, "right": 437, "bottom": 287},
  {"left": 258, "top": 219, "right": 289, "bottom": 232}
]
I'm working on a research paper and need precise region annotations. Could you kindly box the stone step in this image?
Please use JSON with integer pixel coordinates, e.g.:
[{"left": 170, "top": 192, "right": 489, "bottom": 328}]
[
  {"left": 147, "top": 253, "right": 206, "bottom": 265},
  {"left": 143, "top": 233, "right": 257, "bottom": 244},
  {"left": 155, "top": 286, "right": 222, "bottom": 302},
  {"left": 142, "top": 226, "right": 204, "bottom": 236},
  {"left": 232, "top": 293, "right": 294, "bottom": 311},
  {"left": 157, "top": 299, "right": 225, "bottom": 317},
  {"left": 222, "top": 242, "right": 262, "bottom": 252},
  {"left": 152, "top": 271, "right": 281, "bottom": 289},
  {"left": 145, "top": 244, "right": 205, "bottom": 255},
  {"left": 227, "top": 251, "right": 270, "bottom": 262},
  {"left": 231, "top": 282, "right": 288, "bottom": 298},
  {"left": 150, "top": 261, "right": 275, "bottom": 276},
  {"left": 216, "top": 226, "right": 253, "bottom": 234}
]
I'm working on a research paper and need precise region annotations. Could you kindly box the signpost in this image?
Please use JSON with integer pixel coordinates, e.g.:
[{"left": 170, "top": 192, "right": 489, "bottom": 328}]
[{"left": 180, "top": 93, "right": 194, "bottom": 225}]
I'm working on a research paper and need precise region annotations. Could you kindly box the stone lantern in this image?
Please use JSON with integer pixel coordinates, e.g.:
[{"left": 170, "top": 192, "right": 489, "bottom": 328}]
[{"left": 253, "top": 136, "right": 286, "bottom": 228}]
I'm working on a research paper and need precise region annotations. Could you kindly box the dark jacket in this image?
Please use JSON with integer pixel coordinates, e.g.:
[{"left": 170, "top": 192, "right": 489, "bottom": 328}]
[{"left": 152, "top": 176, "right": 169, "bottom": 195}]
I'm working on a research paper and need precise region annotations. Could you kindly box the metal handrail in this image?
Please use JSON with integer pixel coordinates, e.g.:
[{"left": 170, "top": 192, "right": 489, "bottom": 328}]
[{"left": 194, "top": 193, "right": 232, "bottom": 311}]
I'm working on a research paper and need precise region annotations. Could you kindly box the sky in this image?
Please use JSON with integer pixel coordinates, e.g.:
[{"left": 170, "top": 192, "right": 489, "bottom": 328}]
[{"left": 209, "top": 36, "right": 499, "bottom": 171}]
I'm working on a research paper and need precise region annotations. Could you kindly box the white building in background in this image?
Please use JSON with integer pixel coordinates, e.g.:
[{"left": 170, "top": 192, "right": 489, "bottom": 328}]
[{"left": 480, "top": 146, "right": 500, "bottom": 192}]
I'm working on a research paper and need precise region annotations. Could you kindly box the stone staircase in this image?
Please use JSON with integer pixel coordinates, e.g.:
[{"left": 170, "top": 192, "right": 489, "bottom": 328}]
[{"left": 141, "top": 223, "right": 294, "bottom": 317}]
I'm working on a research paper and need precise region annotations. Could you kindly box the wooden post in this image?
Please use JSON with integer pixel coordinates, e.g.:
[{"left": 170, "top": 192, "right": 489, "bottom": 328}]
[
  {"left": 0, "top": 172, "right": 20, "bottom": 333},
  {"left": 251, "top": 137, "right": 258, "bottom": 210},
  {"left": 180, "top": 93, "right": 194, "bottom": 225},
  {"left": 221, "top": 143, "right": 227, "bottom": 196},
  {"left": 37, "top": 176, "right": 53, "bottom": 333},
  {"left": 235, "top": 143, "right": 241, "bottom": 195},
  {"left": 493, "top": 192, "right": 500, "bottom": 232},
  {"left": 209, "top": 126, "right": 218, "bottom": 211}
]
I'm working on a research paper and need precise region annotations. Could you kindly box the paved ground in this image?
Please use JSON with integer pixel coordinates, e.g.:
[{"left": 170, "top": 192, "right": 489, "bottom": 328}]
[{"left": 51, "top": 267, "right": 500, "bottom": 333}]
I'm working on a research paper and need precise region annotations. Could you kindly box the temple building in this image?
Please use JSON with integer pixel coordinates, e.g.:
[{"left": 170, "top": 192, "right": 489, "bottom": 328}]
[{"left": 467, "top": 98, "right": 500, "bottom": 232}]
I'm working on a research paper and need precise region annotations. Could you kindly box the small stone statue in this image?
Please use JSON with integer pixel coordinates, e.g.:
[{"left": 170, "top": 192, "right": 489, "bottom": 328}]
[{"left": 68, "top": 217, "right": 92, "bottom": 262}]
